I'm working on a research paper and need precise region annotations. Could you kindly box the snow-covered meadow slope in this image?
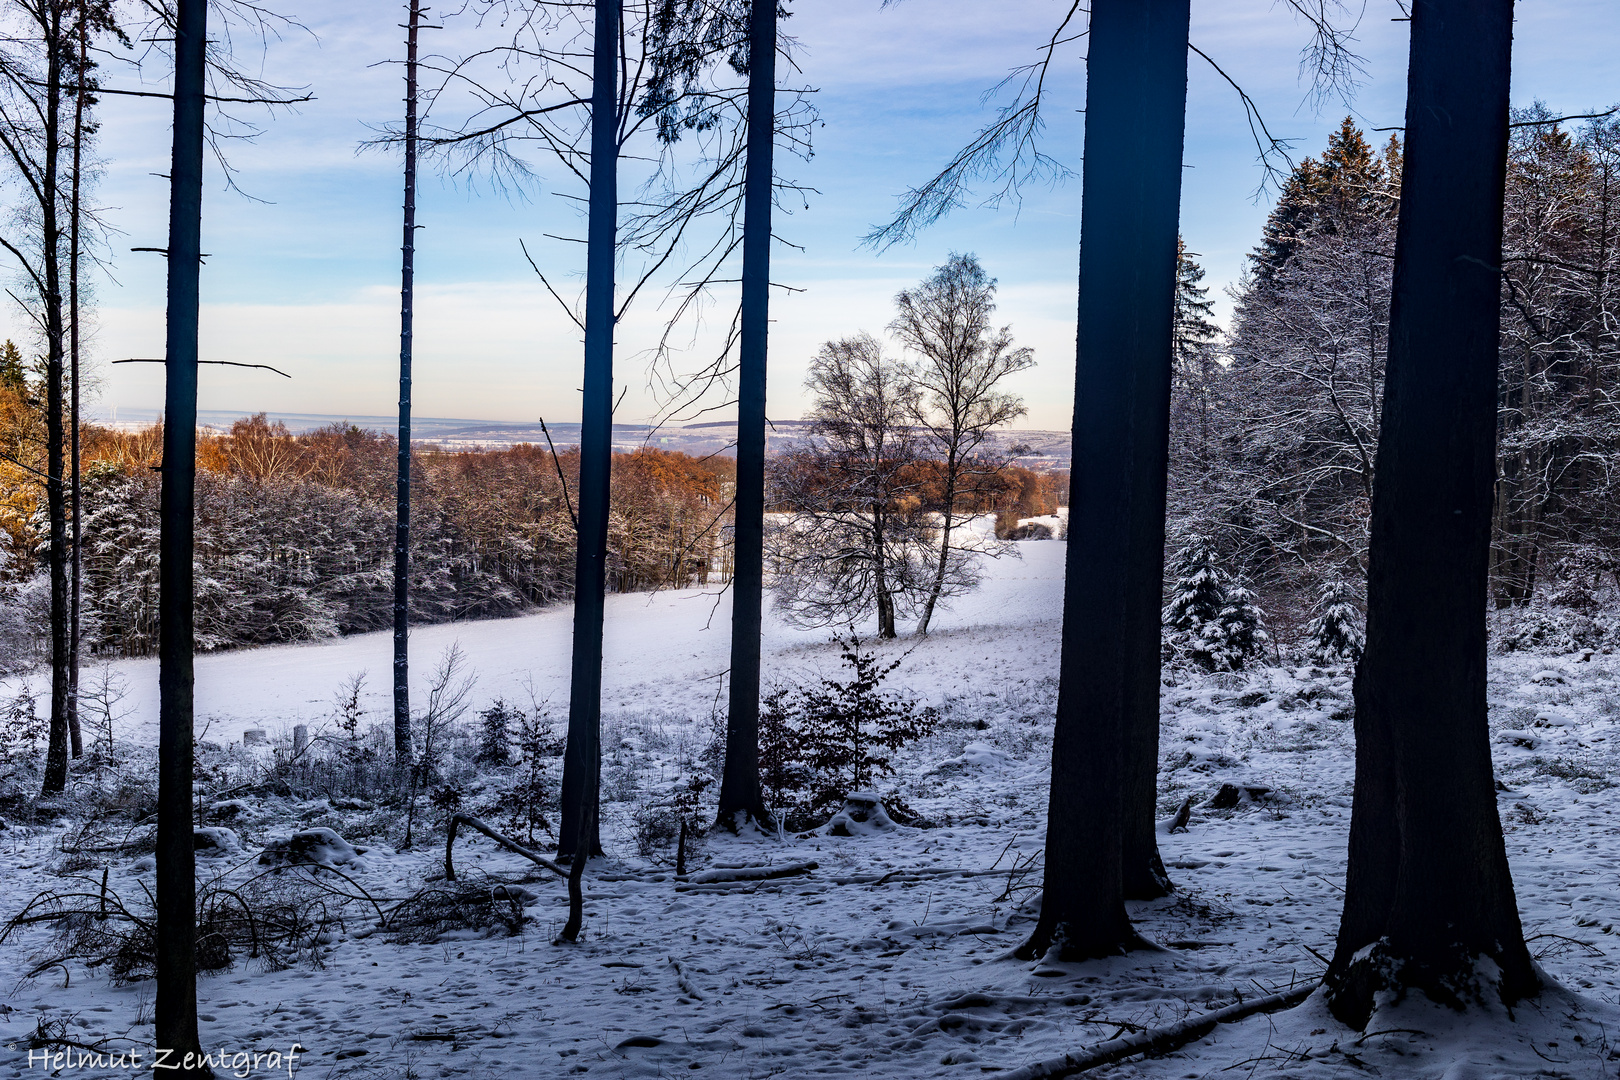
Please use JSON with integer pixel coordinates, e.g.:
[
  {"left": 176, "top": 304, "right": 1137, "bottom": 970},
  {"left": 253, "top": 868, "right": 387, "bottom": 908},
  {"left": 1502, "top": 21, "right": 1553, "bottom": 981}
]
[{"left": 2, "top": 541, "right": 1618, "bottom": 1079}]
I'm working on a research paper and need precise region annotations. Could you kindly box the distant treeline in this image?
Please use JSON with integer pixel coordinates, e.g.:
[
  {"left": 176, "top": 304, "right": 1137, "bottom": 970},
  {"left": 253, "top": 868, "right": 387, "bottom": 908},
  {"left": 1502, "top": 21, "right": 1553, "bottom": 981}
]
[{"left": 0, "top": 412, "right": 1064, "bottom": 661}]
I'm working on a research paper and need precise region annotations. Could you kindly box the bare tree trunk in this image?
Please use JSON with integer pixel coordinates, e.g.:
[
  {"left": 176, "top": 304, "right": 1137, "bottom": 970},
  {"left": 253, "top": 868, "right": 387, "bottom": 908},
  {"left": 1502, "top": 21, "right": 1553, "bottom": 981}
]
[
  {"left": 558, "top": 0, "right": 618, "bottom": 861},
  {"left": 873, "top": 505, "right": 896, "bottom": 639},
  {"left": 394, "top": 0, "right": 422, "bottom": 765},
  {"left": 66, "top": 1, "right": 86, "bottom": 763},
  {"left": 40, "top": 0, "right": 70, "bottom": 797},
  {"left": 1018, "top": 0, "right": 1187, "bottom": 961},
  {"left": 1326, "top": 0, "right": 1535, "bottom": 1030},
  {"left": 155, "top": 0, "right": 208, "bottom": 1068},
  {"left": 915, "top": 453, "right": 957, "bottom": 635},
  {"left": 715, "top": 0, "right": 777, "bottom": 833}
]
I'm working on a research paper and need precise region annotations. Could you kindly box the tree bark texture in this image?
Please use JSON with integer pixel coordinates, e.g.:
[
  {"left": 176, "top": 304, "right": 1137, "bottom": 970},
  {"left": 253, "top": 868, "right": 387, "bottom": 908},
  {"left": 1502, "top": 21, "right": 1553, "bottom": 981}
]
[
  {"left": 155, "top": 0, "right": 208, "bottom": 1067},
  {"left": 915, "top": 454, "right": 956, "bottom": 636},
  {"left": 39, "top": 0, "right": 70, "bottom": 796},
  {"left": 1020, "top": 0, "right": 1187, "bottom": 961},
  {"left": 394, "top": 0, "right": 421, "bottom": 764},
  {"left": 1326, "top": 0, "right": 1535, "bottom": 1030},
  {"left": 558, "top": 0, "right": 619, "bottom": 860},
  {"left": 67, "top": 3, "right": 86, "bottom": 761},
  {"left": 715, "top": 0, "right": 777, "bottom": 832}
]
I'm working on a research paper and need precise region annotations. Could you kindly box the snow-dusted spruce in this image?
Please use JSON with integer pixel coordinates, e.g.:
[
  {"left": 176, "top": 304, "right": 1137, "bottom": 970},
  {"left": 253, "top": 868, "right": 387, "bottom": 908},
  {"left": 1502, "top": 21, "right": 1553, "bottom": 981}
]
[
  {"left": 1211, "top": 578, "right": 1268, "bottom": 670},
  {"left": 1162, "top": 536, "right": 1225, "bottom": 634},
  {"left": 1162, "top": 538, "right": 1267, "bottom": 672},
  {"left": 1307, "top": 578, "right": 1365, "bottom": 663}
]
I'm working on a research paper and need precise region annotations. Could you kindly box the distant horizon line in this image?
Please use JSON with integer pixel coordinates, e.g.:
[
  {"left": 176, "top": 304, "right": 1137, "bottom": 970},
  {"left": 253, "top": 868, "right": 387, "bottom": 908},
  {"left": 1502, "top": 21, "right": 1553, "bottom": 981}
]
[{"left": 88, "top": 406, "right": 1070, "bottom": 436}]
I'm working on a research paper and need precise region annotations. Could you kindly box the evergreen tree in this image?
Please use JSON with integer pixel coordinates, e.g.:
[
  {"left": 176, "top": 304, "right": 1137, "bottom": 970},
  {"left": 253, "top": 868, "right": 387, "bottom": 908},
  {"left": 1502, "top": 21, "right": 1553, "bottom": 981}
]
[
  {"left": 1162, "top": 536, "right": 1225, "bottom": 632},
  {"left": 1249, "top": 158, "right": 1325, "bottom": 286},
  {"left": 1307, "top": 579, "right": 1364, "bottom": 663},
  {"left": 1017, "top": 0, "right": 1191, "bottom": 963},
  {"left": 476, "top": 699, "right": 515, "bottom": 767},
  {"left": 0, "top": 341, "right": 24, "bottom": 393},
  {"left": 1172, "top": 240, "right": 1218, "bottom": 370},
  {"left": 1248, "top": 117, "right": 1396, "bottom": 288},
  {"left": 1171, "top": 241, "right": 1220, "bottom": 473},
  {"left": 1210, "top": 577, "right": 1267, "bottom": 670}
]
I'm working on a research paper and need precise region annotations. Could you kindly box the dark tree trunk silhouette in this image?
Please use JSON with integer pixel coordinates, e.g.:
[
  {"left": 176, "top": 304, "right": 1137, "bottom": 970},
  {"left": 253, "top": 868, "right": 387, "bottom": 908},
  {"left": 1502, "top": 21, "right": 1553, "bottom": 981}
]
[
  {"left": 1325, "top": 0, "right": 1534, "bottom": 1030},
  {"left": 1018, "top": 0, "right": 1187, "bottom": 961},
  {"left": 558, "top": 0, "right": 618, "bottom": 860},
  {"left": 155, "top": 0, "right": 207, "bottom": 1068},
  {"left": 67, "top": 2, "right": 86, "bottom": 762},
  {"left": 30, "top": 0, "right": 69, "bottom": 798},
  {"left": 715, "top": 0, "right": 777, "bottom": 833},
  {"left": 394, "top": 0, "right": 422, "bottom": 764}
]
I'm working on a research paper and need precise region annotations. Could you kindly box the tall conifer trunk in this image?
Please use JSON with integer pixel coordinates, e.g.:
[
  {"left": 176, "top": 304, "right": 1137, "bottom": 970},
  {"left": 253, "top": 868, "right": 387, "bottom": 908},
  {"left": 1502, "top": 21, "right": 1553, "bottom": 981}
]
[
  {"left": 558, "top": 0, "right": 618, "bottom": 860},
  {"left": 156, "top": 0, "right": 208, "bottom": 1066},
  {"left": 394, "top": 0, "right": 422, "bottom": 764},
  {"left": 67, "top": 1, "right": 87, "bottom": 762},
  {"left": 1326, "top": 0, "right": 1534, "bottom": 1029},
  {"left": 39, "top": 0, "right": 70, "bottom": 796},
  {"left": 715, "top": 0, "right": 777, "bottom": 832},
  {"left": 1017, "top": 0, "right": 1187, "bottom": 962}
]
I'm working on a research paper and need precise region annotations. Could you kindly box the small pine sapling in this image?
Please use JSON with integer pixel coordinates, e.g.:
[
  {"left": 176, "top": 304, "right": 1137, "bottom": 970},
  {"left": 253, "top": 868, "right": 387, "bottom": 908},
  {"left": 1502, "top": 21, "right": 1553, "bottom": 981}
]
[
  {"left": 760, "top": 628, "right": 939, "bottom": 825},
  {"left": 1307, "top": 579, "right": 1365, "bottom": 663},
  {"left": 331, "top": 671, "right": 371, "bottom": 767},
  {"left": 1209, "top": 577, "right": 1269, "bottom": 671},
  {"left": 476, "top": 699, "right": 516, "bottom": 767},
  {"left": 1163, "top": 536, "right": 1226, "bottom": 633},
  {"left": 758, "top": 687, "right": 808, "bottom": 816},
  {"left": 497, "top": 703, "right": 562, "bottom": 843}
]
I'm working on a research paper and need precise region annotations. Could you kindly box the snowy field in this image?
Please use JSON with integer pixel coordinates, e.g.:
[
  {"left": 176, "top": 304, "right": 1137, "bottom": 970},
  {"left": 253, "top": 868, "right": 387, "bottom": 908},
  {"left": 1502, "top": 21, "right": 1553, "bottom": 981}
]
[{"left": 3, "top": 541, "right": 1620, "bottom": 1079}]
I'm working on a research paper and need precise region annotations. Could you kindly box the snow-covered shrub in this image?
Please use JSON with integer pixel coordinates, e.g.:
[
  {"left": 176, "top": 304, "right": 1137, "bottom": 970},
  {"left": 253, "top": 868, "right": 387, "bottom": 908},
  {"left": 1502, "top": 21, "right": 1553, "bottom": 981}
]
[
  {"left": 630, "top": 772, "right": 714, "bottom": 862},
  {"left": 1541, "top": 544, "right": 1619, "bottom": 611},
  {"left": 258, "top": 826, "right": 370, "bottom": 870},
  {"left": 385, "top": 875, "right": 532, "bottom": 944},
  {"left": 1307, "top": 579, "right": 1364, "bottom": 663},
  {"left": 1494, "top": 604, "right": 1609, "bottom": 655},
  {"left": 757, "top": 629, "right": 938, "bottom": 828}
]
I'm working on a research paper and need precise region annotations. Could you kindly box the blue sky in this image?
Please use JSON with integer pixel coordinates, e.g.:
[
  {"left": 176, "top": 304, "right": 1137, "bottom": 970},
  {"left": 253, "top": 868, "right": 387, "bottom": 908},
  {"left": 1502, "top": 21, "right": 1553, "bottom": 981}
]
[{"left": 9, "top": 0, "right": 1617, "bottom": 432}]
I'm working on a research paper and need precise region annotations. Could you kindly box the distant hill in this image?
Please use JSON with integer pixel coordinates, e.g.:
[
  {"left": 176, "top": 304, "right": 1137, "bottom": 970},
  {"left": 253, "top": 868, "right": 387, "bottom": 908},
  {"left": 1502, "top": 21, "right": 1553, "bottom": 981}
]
[{"left": 92, "top": 409, "right": 1072, "bottom": 470}]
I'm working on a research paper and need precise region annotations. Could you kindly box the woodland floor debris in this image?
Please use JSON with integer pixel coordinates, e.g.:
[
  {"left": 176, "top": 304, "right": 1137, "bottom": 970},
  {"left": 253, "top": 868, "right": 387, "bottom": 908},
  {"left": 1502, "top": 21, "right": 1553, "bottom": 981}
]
[{"left": 0, "top": 546, "right": 1616, "bottom": 1078}]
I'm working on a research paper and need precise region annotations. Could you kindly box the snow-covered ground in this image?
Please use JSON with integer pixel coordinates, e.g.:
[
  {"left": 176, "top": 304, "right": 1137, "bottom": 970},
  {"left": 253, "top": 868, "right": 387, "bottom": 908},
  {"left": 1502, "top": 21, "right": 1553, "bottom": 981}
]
[{"left": 2, "top": 541, "right": 1618, "bottom": 1079}]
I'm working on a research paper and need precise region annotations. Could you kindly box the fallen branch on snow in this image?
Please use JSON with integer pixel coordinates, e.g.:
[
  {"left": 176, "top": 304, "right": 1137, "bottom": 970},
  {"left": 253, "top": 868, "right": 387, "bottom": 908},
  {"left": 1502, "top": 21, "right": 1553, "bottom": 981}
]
[
  {"left": 678, "top": 861, "right": 818, "bottom": 885},
  {"left": 669, "top": 957, "right": 705, "bottom": 1000},
  {"left": 999, "top": 985, "right": 1315, "bottom": 1079},
  {"left": 830, "top": 867, "right": 1007, "bottom": 886},
  {"left": 445, "top": 815, "right": 568, "bottom": 882}
]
